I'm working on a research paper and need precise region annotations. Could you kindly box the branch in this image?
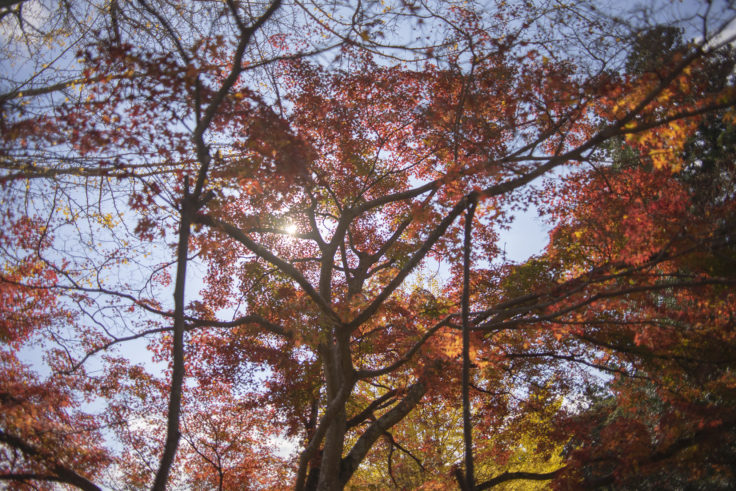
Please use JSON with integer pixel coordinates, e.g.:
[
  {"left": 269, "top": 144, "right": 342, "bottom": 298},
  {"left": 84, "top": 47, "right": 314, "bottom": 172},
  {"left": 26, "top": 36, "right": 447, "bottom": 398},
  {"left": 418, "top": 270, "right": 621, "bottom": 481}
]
[
  {"left": 0, "top": 474, "right": 71, "bottom": 485},
  {"left": 502, "top": 352, "right": 649, "bottom": 380},
  {"left": 342, "top": 66, "right": 680, "bottom": 334},
  {"left": 473, "top": 241, "right": 734, "bottom": 331},
  {"left": 348, "top": 192, "right": 478, "bottom": 330},
  {"left": 383, "top": 431, "right": 425, "bottom": 472},
  {"left": 0, "top": 431, "right": 101, "bottom": 491},
  {"left": 359, "top": 187, "right": 439, "bottom": 280},
  {"left": 0, "top": 0, "right": 23, "bottom": 9},
  {"left": 348, "top": 114, "right": 644, "bottom": 333},
  {"left": 477, "top": 468, "right": 565, "bottom": 490},
  {"left": 477, "top": 278, "right": 736, "bottom": 333},
  {"left": 193, "top": 0, "right": 283, "bottom": 143},
  {"left": 352, "top": 179, "right": 439, "bottom": 216},
  {"left": 0, "top": 273, "right": 173, "bottom": 321},
  {"left": 355, "top": 314, "right": 454, "bottom": 379},
  {"left": 476, "top": 44, "right": 720, "bottom": 204},
  {"left": 189, "top": 313, "right": 290, "bottom": 337},
  {"left": 0, "top": 73, "right": 142, "bottom": 105},
  {"left": 346, "top": 390, "right": 398, "bottom": 429},
  {"left": 339, "top": 381, "right": 427, "bottom": 486},
  {"left": 64, "top": 313, "right": 289, "bottom": 373},
  {"left": 586, "top": 416, "right": 736, "bottom": 487},
  {"left": 195, "top": 213, "right": 339, "bottom": 323}
]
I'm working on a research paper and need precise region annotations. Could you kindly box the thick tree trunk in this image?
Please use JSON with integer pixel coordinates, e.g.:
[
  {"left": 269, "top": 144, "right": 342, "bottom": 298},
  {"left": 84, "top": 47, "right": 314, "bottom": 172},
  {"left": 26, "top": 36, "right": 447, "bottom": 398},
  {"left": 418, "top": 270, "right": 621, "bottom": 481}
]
[
  {"left": 316, "top": 404, "right": 347, "bottom": 490},
  {"left": 316, "top": 329, "right": 354, "bottom": 490}
]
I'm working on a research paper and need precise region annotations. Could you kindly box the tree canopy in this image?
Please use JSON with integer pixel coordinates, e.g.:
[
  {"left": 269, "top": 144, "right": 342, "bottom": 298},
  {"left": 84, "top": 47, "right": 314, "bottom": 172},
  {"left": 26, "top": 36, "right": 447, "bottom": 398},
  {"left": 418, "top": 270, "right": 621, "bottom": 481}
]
[{"left": 1, "top": 0, "right": 736, "bottom": 489}]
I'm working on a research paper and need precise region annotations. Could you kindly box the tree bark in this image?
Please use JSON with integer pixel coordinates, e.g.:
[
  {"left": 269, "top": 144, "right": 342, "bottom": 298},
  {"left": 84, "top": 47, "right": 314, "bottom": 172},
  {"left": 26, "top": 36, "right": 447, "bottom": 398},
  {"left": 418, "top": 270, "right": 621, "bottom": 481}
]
[
  {"left": 339, "top": 381, "right": 427, "bottom": 486},
  {"left": 151, "top": 188, "right": 193, "bottom": 491},
  {"left": 316, "top": 329, "right": 354, "bottom": 490},
  {"left": 0, "top": 430, "right": 102, "bottom": 491},
  {"left": 462, "top": 201, "right": 477, "bottom": 490}
]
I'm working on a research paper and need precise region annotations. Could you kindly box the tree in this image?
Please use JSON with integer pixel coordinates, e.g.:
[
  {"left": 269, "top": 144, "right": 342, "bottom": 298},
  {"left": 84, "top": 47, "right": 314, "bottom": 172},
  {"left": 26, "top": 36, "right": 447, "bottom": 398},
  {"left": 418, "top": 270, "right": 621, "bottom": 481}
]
[
  {"left": 527, "top": 28, "right": 736, "bottom": 489},
  {"left": 532, "top": 159, "right": 736, "bottom": 488},
  {"left": 0, "top": 216, "right": 109, "bottom": 490},
  {"left": 1, "top": 0, "right": 736, "bottom": 489}
]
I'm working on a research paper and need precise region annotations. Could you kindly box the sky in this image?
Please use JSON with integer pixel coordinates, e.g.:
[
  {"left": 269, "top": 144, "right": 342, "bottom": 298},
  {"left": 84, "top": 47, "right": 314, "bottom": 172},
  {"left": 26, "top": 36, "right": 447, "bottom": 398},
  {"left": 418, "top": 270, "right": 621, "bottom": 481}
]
[{"left": 499, "top": 206, "right": 551, "bottom": 263}]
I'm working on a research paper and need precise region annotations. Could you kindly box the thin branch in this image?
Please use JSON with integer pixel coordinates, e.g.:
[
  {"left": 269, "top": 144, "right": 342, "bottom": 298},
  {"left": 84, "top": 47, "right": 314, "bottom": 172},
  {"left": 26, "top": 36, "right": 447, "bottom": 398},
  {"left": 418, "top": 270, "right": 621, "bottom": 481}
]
[
  {"left": 348, "top": 192, "right": 478, "bottom": 330},
  {"left": 384, "top": 431, "right": 426, "bottom": 472},
  {"left": 355, "top": 314, "right": 455, "bottom": 379},
  {"left": 195, "top": 213, "right": 339, "bottom": 323},
  {"left": 64, "top": 313, "right": 289, "bottom": 373},
  {"left": 502, "top": 352, "right": 650, "bottom": 380}
]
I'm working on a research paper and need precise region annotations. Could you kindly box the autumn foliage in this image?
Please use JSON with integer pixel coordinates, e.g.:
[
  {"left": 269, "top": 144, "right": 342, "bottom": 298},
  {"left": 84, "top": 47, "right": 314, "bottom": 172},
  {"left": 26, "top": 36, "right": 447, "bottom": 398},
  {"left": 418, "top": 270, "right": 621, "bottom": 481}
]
[{"left": 1, "top": 0, "right": 736, "bottom": 489}]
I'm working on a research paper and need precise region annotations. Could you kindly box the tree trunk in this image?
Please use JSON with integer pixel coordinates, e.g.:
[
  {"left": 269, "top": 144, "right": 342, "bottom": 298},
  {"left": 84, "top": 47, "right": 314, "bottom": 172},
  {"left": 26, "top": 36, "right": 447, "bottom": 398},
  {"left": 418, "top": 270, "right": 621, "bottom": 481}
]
[{"left": 317, "top": 329, "right": 354, "bottom": 490}]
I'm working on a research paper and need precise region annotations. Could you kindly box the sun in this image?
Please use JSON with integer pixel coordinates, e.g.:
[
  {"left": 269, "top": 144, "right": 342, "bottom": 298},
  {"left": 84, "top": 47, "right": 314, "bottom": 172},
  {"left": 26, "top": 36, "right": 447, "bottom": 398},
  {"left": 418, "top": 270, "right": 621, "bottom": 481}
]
[{"left": 284, "top": 223, "right": 298, "bottom": 235}]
